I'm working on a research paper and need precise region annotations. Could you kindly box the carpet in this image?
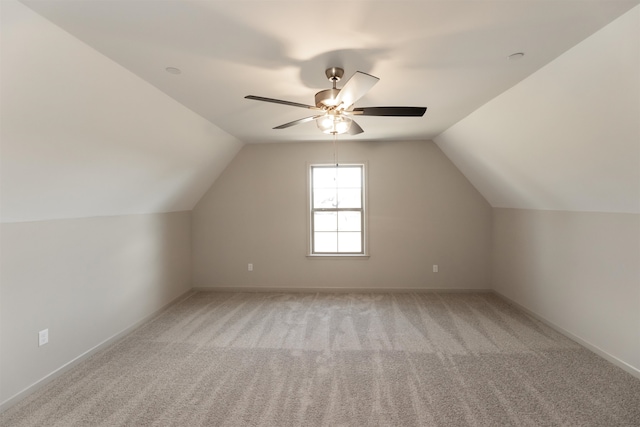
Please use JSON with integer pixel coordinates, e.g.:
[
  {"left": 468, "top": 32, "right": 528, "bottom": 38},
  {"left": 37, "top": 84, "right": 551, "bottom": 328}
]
[{"left": 2, "top": 291, "right": 639, "bottom": 426}]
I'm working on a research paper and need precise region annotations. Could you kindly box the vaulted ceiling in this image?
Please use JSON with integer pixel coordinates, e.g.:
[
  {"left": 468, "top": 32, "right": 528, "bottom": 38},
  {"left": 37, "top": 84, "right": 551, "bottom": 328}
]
[{"left": 1, "top": 0, "right": 638, "bottom": 222}]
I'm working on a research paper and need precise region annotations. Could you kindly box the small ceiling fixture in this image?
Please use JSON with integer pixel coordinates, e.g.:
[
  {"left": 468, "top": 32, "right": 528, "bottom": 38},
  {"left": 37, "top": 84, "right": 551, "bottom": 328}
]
[
  {"left": 245, "top": 67, "right": 427, "bottom": 136},
  {"left": 508, "top": 52, "right": 525, "bottom": 60},
  {"left": 165, "top": 66, "right": 182, "bottom": 75}
]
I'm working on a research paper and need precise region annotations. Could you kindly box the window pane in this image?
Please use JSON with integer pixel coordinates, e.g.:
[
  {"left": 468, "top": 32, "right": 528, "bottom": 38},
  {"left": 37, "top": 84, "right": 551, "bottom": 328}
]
[
  {"left": 338, "top": 211, "right": 361, "bottom": 231},
  {"left": 314, "top": 232, "right": 337, "bottom": 252},
  {"left": 313, "top": 189, "right": 337, "bottom": 209},
  {"left": 337, "top": 189, "right": 361, "bottom": 208},
  {"left": 337, "top": 167, "right": 361, "bottom": 188},
  {"left": 338, "top": 232, "right": 362, "bottom": 253},
  {"left": 313, "top": 167, "right": 337, "bottom": 189},
  {"left": 314, "top": 212, "right": 337, "bottom": 231}
]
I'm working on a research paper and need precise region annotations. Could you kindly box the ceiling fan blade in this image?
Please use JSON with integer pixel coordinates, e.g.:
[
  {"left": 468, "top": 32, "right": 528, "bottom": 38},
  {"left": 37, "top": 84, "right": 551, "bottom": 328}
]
[
  {"left": 245, "top": 95, "right": 319, "bottom": 110},
  {"left": 334, "top": 71, "right": 379, "bottom": 109},
  {"left": 273, "top": 115, "right": 325, "bottom": 129},
  {"left": 348, "top": 120, "right": 364, "bottom": 135},
  {"left": 352, "top": 106, "right": 427, "bottom": 117}
]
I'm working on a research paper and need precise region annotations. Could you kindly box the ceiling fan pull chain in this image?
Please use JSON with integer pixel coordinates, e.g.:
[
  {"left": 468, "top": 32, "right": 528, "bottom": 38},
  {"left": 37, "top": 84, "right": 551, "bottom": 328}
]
[{"left": 333, "top": 133, "right": 338, "bottom": 166}]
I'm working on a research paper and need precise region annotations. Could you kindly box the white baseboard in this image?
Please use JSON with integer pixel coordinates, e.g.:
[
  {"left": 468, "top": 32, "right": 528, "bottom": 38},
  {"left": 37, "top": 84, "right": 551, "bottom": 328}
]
[
  {"left": 192, "top": 286, "right": 493, "bottom": 294},
  {"left": 0, "top": 289, "right": 196, "bottom": 413},
  {"left": 492, "top": 290, "right": 640, "bottom": 380}
]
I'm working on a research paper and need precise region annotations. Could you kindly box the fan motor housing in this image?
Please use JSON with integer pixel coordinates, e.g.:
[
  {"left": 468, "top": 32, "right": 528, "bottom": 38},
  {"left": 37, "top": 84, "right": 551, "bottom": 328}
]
[{"left": 315, "top": 88, "right": 340, "bottom": 108}]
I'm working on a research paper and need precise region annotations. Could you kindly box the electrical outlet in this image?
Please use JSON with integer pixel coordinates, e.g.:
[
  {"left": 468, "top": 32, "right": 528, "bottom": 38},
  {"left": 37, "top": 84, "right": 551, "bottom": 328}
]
[
  {"left": 433, "top": 265, "right": 439, "bottom": 273},
  {"left": 248, "top": 263, "right": 253, "bottom": 272},
  {"left": 38, "top": 329, "right": 49, "bottom": 347}
]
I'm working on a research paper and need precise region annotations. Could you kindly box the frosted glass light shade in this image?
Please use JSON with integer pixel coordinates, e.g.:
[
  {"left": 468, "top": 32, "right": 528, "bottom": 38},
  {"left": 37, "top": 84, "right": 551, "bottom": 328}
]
[{"left": 316, "top": 115, "right": 352, "bottom": 134}]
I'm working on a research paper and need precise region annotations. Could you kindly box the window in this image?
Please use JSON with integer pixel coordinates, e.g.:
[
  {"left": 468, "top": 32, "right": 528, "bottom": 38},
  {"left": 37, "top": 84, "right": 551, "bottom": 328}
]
[{"left": 309, "top": 164, "right": 366, "bottom": 255}]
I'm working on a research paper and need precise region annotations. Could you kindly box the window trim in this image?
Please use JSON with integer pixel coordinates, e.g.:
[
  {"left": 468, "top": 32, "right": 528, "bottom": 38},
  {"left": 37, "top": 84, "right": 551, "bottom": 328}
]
[{"left": 306, "top": 162, "right": 369, "bottom": 258}]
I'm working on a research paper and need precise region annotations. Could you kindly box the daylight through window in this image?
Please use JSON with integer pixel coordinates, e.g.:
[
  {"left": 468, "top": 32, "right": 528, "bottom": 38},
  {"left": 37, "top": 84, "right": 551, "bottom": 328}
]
[{"left": 310, "top": 164, "right": 365, "bottom": 255}]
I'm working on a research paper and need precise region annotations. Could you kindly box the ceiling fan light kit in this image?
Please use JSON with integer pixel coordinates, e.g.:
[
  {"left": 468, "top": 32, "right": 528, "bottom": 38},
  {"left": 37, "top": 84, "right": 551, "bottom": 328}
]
[
  {"left": 245, "top": 67, "right": 427, "bottom": 136},
  {"left": 317, "top": 114, "right": 352, "bottom": 135}
]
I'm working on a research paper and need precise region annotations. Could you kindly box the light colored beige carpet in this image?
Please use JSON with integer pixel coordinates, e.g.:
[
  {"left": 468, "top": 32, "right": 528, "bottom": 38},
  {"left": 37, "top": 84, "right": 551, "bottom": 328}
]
[{"left": 3, "top": 291, "right": 639, "bottom": 426}]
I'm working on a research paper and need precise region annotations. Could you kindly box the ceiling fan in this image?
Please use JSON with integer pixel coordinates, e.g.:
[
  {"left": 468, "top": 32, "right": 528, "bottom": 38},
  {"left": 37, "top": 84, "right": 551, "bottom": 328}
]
[{"left": 245, "top": 67, "right": 427, "bottom": 135}]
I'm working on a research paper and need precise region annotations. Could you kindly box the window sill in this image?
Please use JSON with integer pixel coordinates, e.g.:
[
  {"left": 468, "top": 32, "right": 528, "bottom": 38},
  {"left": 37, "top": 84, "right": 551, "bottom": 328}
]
[{"left": 306, "top": 254, "right": 370, "bottom": 260}]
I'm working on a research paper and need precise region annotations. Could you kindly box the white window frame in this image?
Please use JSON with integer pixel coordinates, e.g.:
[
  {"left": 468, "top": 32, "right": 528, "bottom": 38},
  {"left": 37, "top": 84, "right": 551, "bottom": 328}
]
[{"left": 307, "top": 163, "right": 369, "bottom": 258}]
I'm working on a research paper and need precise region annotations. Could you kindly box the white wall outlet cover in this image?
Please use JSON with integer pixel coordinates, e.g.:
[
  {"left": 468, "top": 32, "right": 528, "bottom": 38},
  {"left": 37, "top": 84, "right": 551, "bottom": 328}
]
[
  {"left": 433, "top": 265, "right": 439, "bottom": 273},
  {"left": 248, "top": 263, "right": 253, "bottom": 271},
  {"left": 38, "top": 329, "right": 49, "bottom": 346}
]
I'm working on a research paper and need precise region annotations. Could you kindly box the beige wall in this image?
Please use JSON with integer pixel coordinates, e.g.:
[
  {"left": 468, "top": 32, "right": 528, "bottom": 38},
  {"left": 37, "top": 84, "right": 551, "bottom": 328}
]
[
  {"left": 192, "top": 140, "right": 492, "bottom": 290},
  {"left": 0, "top": 211, "right": 192, "bottom": 405},
  {"left": 492, "top": 208, "right": 640, "bottom": 374}
]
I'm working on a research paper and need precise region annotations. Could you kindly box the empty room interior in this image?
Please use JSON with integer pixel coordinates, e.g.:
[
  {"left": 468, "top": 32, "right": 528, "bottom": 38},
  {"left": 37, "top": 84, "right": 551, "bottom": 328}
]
[{"left": 1, "top": 0, "right": 639, "bottom": 425}]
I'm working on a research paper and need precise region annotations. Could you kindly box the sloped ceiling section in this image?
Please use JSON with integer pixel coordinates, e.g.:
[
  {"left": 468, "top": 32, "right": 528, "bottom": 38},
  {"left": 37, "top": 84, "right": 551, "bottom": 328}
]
[
  {"left": 0, "top": 0, "right": 244, "bottom": 223},
  {"left": 435, "top": 6, "right": 640, "bottom": 214}
]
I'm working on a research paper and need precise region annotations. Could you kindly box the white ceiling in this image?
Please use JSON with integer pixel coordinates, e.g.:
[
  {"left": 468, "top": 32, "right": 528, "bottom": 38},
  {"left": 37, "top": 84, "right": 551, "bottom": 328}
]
[
  {"left": 19, "top": 0, "right": 639, "bottom": 144},
  {"left": 3, "top": 0, "right": 638, "bottom": 222}
]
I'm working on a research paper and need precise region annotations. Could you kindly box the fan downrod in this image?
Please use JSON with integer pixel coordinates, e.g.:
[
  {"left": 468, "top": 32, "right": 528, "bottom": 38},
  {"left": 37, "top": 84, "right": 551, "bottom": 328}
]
[{"left": 315, "top": 67, "right": 345, "bottom": 108}]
